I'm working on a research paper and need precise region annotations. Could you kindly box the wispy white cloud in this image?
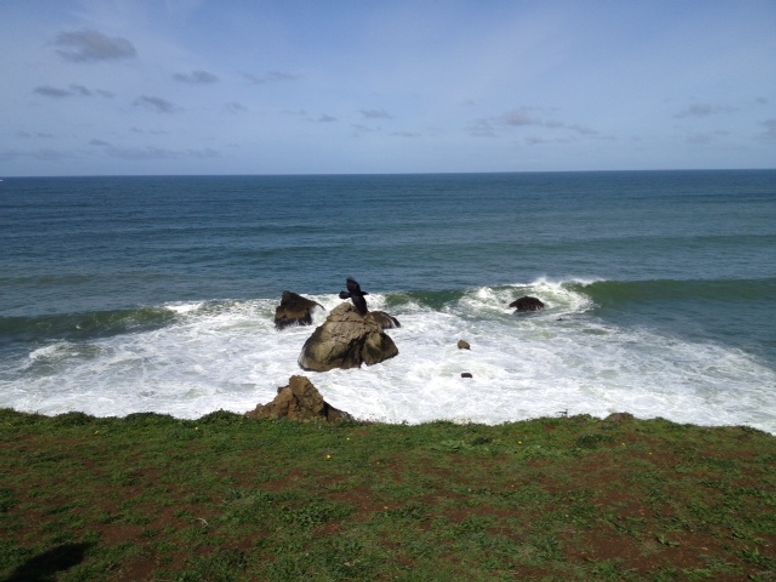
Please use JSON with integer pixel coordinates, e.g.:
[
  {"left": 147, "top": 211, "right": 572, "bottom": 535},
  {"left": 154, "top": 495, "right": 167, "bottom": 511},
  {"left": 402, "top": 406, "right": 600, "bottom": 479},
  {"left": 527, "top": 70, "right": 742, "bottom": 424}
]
[
  {"left": 361, "top": 109, "right": 393, "bottom": 120},
  {"left": 130, "top": 127, "right": 169, "bottom": 135},
  {"left": 391, "top": 131, "right": 421, "bottom": 138},
  {"left": 224, "top": 102, "right": 248, "bottom": 114},
  {"left": 287, "top": 112, "right": 338, "bottom": 123},
  {"left": 555, "top": 122, "right": 598, "bottom": 136},
  {"left": 674, "top": 103, "right": 738, "bottom": 119},
  {"left": 0, "top": 148, "right": 74, "bottom": 161},
  {"left": 53, "top": 29, "right": 137, "bottom": 62},
  {"left": 105, "top": 146, "right": 219, "bottom": 160},
  {"left": 244, "top": 71, "right": 300, "bottom": 84},
  {"left": 500, "top": 111, "right": 535, "bottom": 127},
  {"left": 525, "top": 136, "right": 573, "bottom": 146},
  {"left": 33, "top": 84, "right": 114, "bottom": 98},
  {"left": 351, "top": 123, "right": 378, "bottom": 135},
  {"left": 500, "top": 110, "right": 597, "bottom": 135},
  {"left": 16, "top": 131, "right": 55, "bottom": 139},
  {"left": 69, "top": 84, "right": 92, "bottom": 96},
  {"left": 758, "top": 119, "right": 776, "bottom": 141},
  {"left": 685, "top": 130, "right": 731, "bottom": 144},
  {"left": 88, "top": 140, "right": 219, "bottom": 160},
  {"left": 467, "top": 119, "right": 497, "bottom": 138},
  {"left": 133, "top": 95, "right": 180, "bottom": 114},
  {"left": 468, "top": 108, "right": 598, "bottom": 138},
  {"left": 173, "top": 70, "right": 218, "bottom": 84},
  {"left": 33, "top": 86, "right": 71, "bottom": 98}
]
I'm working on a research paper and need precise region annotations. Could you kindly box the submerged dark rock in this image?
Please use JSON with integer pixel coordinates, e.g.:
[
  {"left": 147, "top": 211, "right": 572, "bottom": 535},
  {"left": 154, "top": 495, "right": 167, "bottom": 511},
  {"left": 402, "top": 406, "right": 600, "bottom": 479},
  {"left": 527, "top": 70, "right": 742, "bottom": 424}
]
[
  {"left": 274, "top": 291, "right": 324, "bottom": 329},
  {"left": 509, "top": 296, "right": 545, "bottom": 312}
]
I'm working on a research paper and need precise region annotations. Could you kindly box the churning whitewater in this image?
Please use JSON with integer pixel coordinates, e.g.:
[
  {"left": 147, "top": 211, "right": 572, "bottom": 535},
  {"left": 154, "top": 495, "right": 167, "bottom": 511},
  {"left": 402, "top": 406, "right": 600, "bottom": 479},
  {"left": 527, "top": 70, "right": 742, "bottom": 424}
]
[{"left": 3, "top": 279, "right": 775, "bottom": 434}]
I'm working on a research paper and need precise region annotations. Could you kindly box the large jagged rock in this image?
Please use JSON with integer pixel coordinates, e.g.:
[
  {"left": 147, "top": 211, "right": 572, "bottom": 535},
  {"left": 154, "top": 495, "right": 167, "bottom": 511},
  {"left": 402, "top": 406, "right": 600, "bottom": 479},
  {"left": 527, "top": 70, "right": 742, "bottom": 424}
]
[
  {"left": 298, "top": 303, "right": 399, "bottom": 371},
  {"left": 274, "top": 291, "right": 324, "bottom": 329},
  {"left": 509, "top": 296, "right": 545, "bottom": 312},
  {"left": 245, "top": 375, "right": 353, "bottom": 422}
]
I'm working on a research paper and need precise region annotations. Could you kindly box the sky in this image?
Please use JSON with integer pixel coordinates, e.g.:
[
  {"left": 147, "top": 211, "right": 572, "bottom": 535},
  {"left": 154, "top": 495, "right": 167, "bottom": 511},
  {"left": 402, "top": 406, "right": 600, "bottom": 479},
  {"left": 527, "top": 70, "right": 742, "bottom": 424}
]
[{"left": 1, "top": 0, "right": 775, "bottom": 176}]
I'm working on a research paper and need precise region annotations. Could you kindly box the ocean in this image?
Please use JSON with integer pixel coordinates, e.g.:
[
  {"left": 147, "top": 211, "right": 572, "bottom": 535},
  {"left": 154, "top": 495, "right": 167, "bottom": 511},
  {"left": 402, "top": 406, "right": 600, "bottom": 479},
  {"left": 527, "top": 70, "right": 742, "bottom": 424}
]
[{"left": 1, "top": 171, "right": 775, "bottom": 432}]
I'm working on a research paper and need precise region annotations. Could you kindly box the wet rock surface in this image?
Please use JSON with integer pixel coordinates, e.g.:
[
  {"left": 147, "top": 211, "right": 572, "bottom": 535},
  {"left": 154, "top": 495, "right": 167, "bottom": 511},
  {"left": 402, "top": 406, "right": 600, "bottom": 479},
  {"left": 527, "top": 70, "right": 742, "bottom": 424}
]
[
  {"left": 298, "top": 303, "right": 399, "bottom": 372},
  {"left": 274, "top": 291, "right": 324, "bottom": 329}
]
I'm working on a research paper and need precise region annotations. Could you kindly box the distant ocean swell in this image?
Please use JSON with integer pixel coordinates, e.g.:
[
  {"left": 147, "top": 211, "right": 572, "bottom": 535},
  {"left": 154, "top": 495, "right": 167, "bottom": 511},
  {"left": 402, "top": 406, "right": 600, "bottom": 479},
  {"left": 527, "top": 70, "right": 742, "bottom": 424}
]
[
  {"left": 0, "top": 307, "right": 176, "bottom": 344},
  {"left": 572, "top": 277, "right": 776, "bottom": 304},
  {"left": 1, "top": 278, "right": 774, "bottom": 434}
]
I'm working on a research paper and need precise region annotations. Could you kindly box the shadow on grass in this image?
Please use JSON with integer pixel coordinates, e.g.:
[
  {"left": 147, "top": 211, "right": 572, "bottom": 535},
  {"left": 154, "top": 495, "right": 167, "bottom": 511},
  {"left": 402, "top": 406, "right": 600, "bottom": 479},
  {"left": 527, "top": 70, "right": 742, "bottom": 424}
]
[{"left": 4, "top": 542, "right": 92, "bottom": 582}]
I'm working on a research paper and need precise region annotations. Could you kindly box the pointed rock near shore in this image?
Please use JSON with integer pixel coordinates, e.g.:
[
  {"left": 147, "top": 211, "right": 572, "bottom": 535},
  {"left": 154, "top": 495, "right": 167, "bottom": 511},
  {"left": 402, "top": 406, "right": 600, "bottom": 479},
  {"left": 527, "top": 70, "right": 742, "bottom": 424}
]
[
  {"left": 245, "top": 375, "right": 353, "bottom": 422},
  {"left": 298, "top": 303, "right": 398, "bottom": 371}
]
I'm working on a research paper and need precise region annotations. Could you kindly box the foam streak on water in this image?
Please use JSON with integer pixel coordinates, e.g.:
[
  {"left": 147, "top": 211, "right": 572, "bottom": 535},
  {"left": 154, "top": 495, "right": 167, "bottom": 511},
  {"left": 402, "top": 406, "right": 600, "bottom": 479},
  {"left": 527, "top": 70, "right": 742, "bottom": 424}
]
[{"left": 1, "top": 280, "right": 775, "bottom": 434}]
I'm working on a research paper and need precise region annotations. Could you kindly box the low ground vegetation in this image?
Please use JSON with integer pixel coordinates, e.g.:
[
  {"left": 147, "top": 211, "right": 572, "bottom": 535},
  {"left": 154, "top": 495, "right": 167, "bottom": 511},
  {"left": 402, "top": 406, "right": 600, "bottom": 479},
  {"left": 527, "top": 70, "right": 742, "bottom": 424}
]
[{"left": 1, "top": 408, "right": 774, "bottom": 580}]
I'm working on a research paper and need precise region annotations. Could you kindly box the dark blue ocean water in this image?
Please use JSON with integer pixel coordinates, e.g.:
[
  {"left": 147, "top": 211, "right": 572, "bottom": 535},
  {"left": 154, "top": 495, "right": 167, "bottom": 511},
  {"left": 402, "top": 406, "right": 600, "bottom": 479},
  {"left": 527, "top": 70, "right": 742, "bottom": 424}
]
[{"left": 1, "top": 171, "right": 775, "bottom": 429}]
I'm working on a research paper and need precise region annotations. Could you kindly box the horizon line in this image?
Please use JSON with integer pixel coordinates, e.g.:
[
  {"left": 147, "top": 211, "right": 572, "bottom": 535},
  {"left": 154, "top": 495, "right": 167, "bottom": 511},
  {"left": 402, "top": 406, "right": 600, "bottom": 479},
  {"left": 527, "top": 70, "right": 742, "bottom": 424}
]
[{"left": 2, "top": 167, "right": 776, "bottom": 179}]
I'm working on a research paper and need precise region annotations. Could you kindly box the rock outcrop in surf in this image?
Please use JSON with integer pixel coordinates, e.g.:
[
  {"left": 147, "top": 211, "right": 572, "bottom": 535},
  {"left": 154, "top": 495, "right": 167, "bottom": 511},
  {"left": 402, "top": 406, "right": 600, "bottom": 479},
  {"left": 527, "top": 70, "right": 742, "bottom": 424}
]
[
  {"left": 509, "top": 296, "right": 545, "bottom": 312},
  {"left": 245, "top": 375, "right": 353, "bottom": 423},
  {"left": 274, "top": 291, "right": 324, "bottom": 329},
  {"left": 368, "top": 311, "right": 401, "bottom": 329},
  {"left": 298, "top": 303, "right": 399, "bottom": 371}
]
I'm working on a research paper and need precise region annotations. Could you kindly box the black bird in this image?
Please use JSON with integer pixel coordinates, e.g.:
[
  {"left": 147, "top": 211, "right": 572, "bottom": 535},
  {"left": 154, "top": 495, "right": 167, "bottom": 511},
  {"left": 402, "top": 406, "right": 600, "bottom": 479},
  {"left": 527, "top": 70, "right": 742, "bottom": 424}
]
[{"left": 339, "top": 277, "right": 369, "bottom": 314}]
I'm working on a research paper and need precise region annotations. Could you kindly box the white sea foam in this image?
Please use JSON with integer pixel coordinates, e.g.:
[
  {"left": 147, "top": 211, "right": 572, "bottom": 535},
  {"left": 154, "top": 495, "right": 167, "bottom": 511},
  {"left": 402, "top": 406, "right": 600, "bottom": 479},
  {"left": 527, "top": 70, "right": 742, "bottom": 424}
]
[
  {"left": 2, "top": 281, "right": 775, "bottom": 433},
  {"left": 164, "top": 302, "right": 205, "bottom": 315}
]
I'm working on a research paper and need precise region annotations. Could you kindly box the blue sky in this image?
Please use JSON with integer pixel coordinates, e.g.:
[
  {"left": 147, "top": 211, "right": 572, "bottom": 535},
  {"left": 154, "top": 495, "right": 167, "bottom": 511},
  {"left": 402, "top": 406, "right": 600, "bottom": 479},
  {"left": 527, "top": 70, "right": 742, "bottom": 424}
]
[{"left": 1, "top": 0, "right": 775, "bottom": 175}]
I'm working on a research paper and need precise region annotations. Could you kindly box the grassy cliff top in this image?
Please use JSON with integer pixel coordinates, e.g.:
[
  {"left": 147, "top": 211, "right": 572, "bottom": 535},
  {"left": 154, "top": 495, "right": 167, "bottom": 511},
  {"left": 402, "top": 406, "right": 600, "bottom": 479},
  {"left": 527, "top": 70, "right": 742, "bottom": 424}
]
[{"left": 1, "top": 408, "right": 774, "bottom": 580}]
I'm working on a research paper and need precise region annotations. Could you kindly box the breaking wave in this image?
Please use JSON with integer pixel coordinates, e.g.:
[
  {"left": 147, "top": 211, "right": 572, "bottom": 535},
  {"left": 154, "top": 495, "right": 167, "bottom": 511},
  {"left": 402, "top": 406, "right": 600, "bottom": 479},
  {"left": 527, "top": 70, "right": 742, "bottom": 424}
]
[{"left": 1, "top": 279, "right": 774, "bottom": 433}]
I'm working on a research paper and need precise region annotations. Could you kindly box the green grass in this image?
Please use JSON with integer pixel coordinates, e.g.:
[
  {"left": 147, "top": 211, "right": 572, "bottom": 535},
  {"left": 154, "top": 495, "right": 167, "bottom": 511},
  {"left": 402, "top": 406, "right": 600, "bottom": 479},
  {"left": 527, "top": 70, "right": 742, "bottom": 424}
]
[{"left": 1, "top": 408, "right": 774, "bottom": 581}]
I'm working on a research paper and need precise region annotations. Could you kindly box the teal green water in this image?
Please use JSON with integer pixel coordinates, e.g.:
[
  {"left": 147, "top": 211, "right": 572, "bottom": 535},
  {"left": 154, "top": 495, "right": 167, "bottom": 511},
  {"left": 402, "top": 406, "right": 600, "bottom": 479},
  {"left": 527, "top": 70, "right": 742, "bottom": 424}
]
[{"left": 1, "top": 171, "right": 775, "bottom": 429}]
